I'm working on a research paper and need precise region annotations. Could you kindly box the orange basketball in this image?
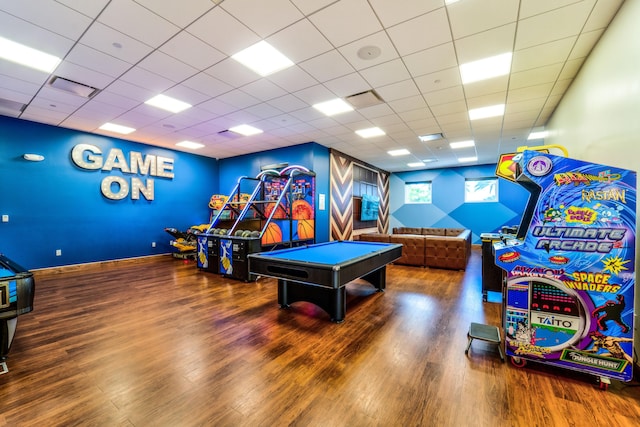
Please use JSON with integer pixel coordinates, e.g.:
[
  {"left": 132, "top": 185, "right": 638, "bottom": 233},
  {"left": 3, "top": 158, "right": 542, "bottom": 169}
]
[
  {"left": 265, "top": 202, "right": 287, "bottom": 219},
  {"left": 262, "top": 222, "right": 282, "bottom": 245},
  {"left": 291, "top": 199, "right": 313, "bottom": 219},
  {"left": 297, "top": 219, "right": 314, "bottom": 240}
]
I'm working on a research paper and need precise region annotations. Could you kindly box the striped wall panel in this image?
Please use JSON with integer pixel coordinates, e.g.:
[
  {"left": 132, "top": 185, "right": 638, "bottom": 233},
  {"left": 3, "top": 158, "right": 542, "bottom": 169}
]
[
  {"left": 330, "top": 152, "right": 353, "bottom": 241},
  {"left": 377, "top": 172, "right": 390, "bottom": 233}
]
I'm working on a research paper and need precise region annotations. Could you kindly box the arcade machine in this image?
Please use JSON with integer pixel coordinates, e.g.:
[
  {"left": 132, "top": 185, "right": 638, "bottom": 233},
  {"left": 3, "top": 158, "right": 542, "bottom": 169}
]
[
  {"left": 197, "top": 166, "right": 315, "bottom": 281},
  {"left": 493, "top": 148, "right": 636, "bottom": 388},
  {"left": 0, "top": 254, "right": 35, "bottom": 374}
]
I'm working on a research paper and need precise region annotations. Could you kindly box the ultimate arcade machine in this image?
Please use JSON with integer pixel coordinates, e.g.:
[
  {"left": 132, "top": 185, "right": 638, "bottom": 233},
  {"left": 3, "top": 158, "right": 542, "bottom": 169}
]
[
  {"left": 494, "top": 149, "right": 636, "bottom": 388},
  {"left": 0, "top": 254, "right": 35, "bottom": 374},
  {"left": 197, "top": 166, "right": 315, "bottom": 281}
]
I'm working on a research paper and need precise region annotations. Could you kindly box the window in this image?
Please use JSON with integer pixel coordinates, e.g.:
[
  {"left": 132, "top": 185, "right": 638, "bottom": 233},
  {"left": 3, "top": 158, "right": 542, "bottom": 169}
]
[
  {"left": 405, "top": 182, "right": 432, "bottom": 204},
  {"left": 465, "top": 178, "right": 498, "bottom": 202}
]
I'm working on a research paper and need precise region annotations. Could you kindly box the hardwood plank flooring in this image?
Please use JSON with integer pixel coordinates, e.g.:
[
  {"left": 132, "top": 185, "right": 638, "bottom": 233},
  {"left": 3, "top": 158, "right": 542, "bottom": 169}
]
[{"left": 1, "top": 249, "right": 638, "bottom": 426}]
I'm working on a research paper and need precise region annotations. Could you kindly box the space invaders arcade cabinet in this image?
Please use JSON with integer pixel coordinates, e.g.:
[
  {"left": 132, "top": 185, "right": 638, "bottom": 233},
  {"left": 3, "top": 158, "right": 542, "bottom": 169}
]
[{"left": 494, "top": 150, "right": 636, "bottom": 387}]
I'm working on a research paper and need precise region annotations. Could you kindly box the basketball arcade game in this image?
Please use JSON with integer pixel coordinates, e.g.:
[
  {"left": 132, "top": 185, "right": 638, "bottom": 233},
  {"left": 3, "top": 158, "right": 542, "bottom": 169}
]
[
  {"left": 494, "top": 149, "right": 636, "bottom": 387},
  {"left": 197, "top": 166, "right": 315, "bottom": 281}
]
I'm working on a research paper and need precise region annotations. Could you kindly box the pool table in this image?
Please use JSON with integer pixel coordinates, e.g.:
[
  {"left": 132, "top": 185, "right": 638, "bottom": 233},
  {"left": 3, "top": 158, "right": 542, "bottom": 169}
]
[{"left": 248, "top": 240, "right": 402, "bottom": 322}]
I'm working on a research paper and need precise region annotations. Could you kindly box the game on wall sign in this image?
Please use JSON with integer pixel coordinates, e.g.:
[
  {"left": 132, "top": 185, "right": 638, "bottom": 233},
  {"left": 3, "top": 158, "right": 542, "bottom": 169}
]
[{"left": 71, "top": 143, "right": 174, "bottom": 201}]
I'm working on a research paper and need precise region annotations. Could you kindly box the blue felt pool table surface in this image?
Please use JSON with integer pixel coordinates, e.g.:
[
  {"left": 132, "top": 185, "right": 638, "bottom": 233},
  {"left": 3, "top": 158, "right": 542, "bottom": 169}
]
[{"left": 255, "top": 240, "right": 395, "bottom": 266}]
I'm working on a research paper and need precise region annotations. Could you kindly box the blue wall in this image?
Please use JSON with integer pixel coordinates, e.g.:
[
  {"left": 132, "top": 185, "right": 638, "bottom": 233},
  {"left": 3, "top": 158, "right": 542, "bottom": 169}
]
[
  {"left": 390, "top": 164, "right": 531, "bottom": 243},
  {"left": 0, "top": 116, "right": 218, "bottom": 269},
  {"left": 218, "top": 142, "right": 330, "bottom": 243}
]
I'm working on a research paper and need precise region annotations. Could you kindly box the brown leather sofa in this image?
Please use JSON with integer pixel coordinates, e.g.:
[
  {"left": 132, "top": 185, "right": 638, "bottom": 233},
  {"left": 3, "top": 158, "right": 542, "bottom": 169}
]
[{"left": 355, "top": 227, "right": 472, "bottom": 270}]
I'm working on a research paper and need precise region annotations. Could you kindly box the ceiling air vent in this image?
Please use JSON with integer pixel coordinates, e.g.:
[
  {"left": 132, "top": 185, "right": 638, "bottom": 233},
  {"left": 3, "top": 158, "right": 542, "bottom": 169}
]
[
  {"left": 48, "top": 76, "right": 99, "bottom": 98},
  {"left": 345, "top": 90, "right": 384, "bottom": 109},
  {"left": 217, "top": 130, "right": 242, "bottom": 139},
  {"left": 0, "top": 97, "right": 27, "bottom": 116}
]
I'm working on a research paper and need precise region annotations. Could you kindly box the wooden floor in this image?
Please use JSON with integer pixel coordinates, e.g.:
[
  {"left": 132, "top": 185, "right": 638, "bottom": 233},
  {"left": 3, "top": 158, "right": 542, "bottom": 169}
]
[{"left": 1, "top": 249, "right": 639, "bottom": 426}]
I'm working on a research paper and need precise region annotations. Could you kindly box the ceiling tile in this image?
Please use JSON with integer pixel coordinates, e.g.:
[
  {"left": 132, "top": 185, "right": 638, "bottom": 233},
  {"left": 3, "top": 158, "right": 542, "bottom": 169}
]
[
  {"left": 182, "top": 73, "right": 233, "bottom": 98},
  {"left": 137, "top": 50, "right": 198, "bottom": 83},
  {"left": 454, "top": 23, "right": 516, "bottom": 64},
  {"left": 300, "top": 50, "right": 355, "bottom": 83},
  {"left": 387, "top": 8, "right": 451, "bottom": 56},
  {"left": 0, "top": 10, "right": 75, "bottom": 57},
  {"left": 205, "top": 58, "right": 261, "bottom": 88},
  {"left": 509, "top": 63, "right": 563, "bottom": 90},
  {"left": 515, "top": 2, "right": 593, "bottom": 50},
  {"left": 308, "top": 0, "right": 383, "bottom": 47},
  {"left": 241, "top": 80, "right": 287, "bottom": 102},
  {"left": 414, "top": 67, "right": 461, "bottom": 94},
  {"left": 447, "top": 0, "right": 518, "bottom": 40},
  {"left": 65, "top": 44, "right": 131, "bottom": 78},
  {"left": 78, "top": 22, "right": 154, "bottom": 64},
  {"left": 423, "top": 85, "right": 465, "bottom": 106},
  {"left": 1, "top": 0, "right": 92, "bottom": 39},
  {"left": 98, "top": 0, "right": 180, "bottom": 47},
  {"left": 267, "top": 19, "right": 333, "bottom": 63},
  {"left": 160, "top": 31, "right": 226, "bottom": 70},
  {"left": 323, "top": 73, "right": 370, "bottom": 98},
  {"left": 512, "top": 37, "right": 576, "bottom": 73},
  {"left": 120, "top": 66, "right": 175, "bottom": 94},
  {"left": 222, "top": 0, "right": 303, "bottom": 38},
  {"left": 56, "top": 0, "right": 111, "bottom": 18},
  {"left": 376, "top": 79, "right": 420, "bottom": 102},
  {"left": 133, "top": 0, "right": 215, "bottom": 28},
  {"left": 359, "top": 59, "right": 411, "bottom": 88},
  {"left": 339, "top": 31, "right": 400, "bottom": 71},
  {"left": 267, "top": 66, "right": 318, "bottom": 93},
  {"left": 403, "top": 43, "right": 458, "bottom": 78},
  {"left": 369, "top": 0, "right": 442, "bottom": 27},
  {"left": 186, "top": 7, "right": 260, "bottom": 56}
]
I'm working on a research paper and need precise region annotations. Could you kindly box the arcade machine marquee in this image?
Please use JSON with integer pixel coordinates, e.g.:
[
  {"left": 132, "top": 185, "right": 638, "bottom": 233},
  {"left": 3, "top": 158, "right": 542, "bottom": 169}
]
[{"left": 494, "top": 150, "right": 636, "bottom": 385}]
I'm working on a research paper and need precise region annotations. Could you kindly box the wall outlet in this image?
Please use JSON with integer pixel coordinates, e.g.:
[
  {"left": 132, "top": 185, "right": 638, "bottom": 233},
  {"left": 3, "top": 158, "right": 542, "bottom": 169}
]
[
  {"left": 151, "top": 242, "right": 156, "bottom": 248},
  {"left": 1, "top": 215, "right": 8, "bottom": 222},
  {"left": 55, "top": 249, "right": 62, "bottom": 256}
]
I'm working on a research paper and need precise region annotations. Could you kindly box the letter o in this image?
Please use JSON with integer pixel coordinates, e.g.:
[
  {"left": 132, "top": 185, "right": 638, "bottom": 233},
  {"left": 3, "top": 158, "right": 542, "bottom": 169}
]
[{"left": 101, "top": 176, "right": 129, "bottom": 200}]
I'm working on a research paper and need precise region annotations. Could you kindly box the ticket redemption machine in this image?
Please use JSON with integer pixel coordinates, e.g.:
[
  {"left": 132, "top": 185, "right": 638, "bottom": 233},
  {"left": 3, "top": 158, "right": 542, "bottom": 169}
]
[
  {"left": 0, "top": 254, "right": 35, "bottom": 374},
  {"left": 494, "top": 150, "right": 636, "bottom": 388},
  {"left": 197, "top": 166, "right": 315, "bottom": 281}
]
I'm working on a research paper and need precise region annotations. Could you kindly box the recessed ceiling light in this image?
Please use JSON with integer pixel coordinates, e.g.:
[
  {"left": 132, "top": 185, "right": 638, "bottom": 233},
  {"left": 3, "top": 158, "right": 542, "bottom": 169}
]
[
  {"left": 388, "top": 149, "right": 410, "bottom": 156},
  {"left": 408, "top": 162, "right": 425, "bottom": 167},
  {"left": 99, "top": 123, "right": 136, "bottom": 134},
  {"left": 450, "top": 140, "right": 475, "bottom": 149},
  {"left": 231, "top": 40, "right": 294, "bottom": 77},
  {"left": 469, "top": 104, "right": 505, "bottom": 120},
  {"left": 0, "top": 36, "right": 61, "bottom": 73},
  {"left": 418, "top": 133, "right": 443, "bottom": 142},
  {"left": 445, "top": 0, "right": 461, "bottom": 4},
  {"left": 458, "top": 156, "right": 478, "bottom": 163},
  {"left": 229, "top": 124, "right": 263, "bottom": 136},
  {"left": 176, "top": 140, "right": 205, "bottom": 149},
  {"left": 422, "top": 158, "right": 437, "bottom": 163},
  {"left": 355, "top": 127, "right": 385, "bottom": 138},
  {"left": 313, "top": 98, "right": 354, "bottom": 116},
  {"left": 528, "top": 130, "right": 548, "bottom": 140},
  {"left": 145, "top": 94, "right": 192, "bottom": 113},
  {"left": 460, "top": 52, "right": 512, "bottom": 84}
]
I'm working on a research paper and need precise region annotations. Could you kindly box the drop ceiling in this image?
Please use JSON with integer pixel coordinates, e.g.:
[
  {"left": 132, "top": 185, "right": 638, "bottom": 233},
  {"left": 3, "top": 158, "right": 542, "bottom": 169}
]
[{"left": 0, "top": 0, "right": 623, "bottom": 172}]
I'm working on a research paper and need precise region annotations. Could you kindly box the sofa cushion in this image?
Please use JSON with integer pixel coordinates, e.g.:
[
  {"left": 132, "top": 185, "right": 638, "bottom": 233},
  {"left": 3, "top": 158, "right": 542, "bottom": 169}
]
[
  {"left": 421, "top": 228, "right": 446, "bottom": 236},
  {"left": 390, "top": 235, "right": 425, "bottom": 266},
  {"left": 424, "top": 236, "right": 468, "bottom": 270},
  {"left": 393, "top": 227, "right": 422, "bottom": 235},
  {"left": 356, "top": 233, "right": 391, "bottom": 243},
  {"left": 445, "top": 228, "right": 466, "bottom": 236}
]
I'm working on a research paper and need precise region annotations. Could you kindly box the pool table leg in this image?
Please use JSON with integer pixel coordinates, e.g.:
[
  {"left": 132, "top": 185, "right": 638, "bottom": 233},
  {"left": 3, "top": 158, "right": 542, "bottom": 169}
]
[
  {"left": 361, "top": 266, "right": 386, "bottom": 292},
  {"left": 277, "top": 279, "right": 347, "bottom": 323}
]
